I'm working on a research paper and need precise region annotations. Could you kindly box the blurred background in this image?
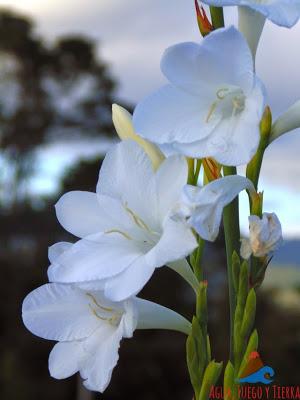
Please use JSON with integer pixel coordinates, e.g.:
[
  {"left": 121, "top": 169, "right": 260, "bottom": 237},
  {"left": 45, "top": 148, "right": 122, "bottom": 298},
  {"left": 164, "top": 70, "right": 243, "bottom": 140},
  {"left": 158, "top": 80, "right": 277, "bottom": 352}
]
[{"left": 0, "top": 1, "right": 299, "bottom": 399}]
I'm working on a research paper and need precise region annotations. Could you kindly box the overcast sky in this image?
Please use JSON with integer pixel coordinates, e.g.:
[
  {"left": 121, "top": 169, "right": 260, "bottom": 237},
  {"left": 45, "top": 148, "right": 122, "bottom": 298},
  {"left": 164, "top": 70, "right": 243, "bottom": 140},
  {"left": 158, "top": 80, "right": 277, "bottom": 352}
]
[{"left": 1, "top": 0, "right": 300, "bottom": 237}]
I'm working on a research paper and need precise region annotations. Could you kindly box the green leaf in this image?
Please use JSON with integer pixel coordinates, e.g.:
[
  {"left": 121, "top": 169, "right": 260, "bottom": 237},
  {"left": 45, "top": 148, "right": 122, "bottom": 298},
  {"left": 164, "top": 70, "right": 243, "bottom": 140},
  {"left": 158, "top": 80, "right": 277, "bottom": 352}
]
[
  {"left": 199, "top": 361, "right": 223, "bottom": 400},
  {"left": 224, "top": 361, "right": 235, "bottom": 400},
  {"left": 241, "top": 289, "right": 257, "bottom": 344},
  {"left": 238, "top": 330, "right": 259, "bottom": 378}
]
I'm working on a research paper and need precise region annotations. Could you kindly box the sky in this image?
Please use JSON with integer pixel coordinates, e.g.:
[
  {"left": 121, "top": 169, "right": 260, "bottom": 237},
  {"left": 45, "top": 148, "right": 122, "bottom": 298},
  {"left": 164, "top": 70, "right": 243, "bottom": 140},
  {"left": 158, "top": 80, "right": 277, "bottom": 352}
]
[{"left": 0, "top": 0, "right": 300, "bottom": 237}]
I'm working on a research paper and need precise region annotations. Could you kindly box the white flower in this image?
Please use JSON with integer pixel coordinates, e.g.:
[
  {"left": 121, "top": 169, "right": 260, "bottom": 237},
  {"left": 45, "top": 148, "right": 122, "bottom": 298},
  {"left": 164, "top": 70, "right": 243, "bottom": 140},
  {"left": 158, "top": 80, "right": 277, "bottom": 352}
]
[
  {"left": 133, "top": 26, "right": 265, "bottom": 166},
  {"left": 172, "top": 175, "right": 255, "bottom": 241},
  {"left": 240, "top": 212, "right": 283, "bottom": 259},
  {"left": 270, "top": 99, "right": 300, "bottom": 143},
  {"left": 22, "top": 283, "right": 191, "bottom": 393},
  {"left": 48, "top": 140, "right": 198, "bottom": 301},
  {"left": 112, "top": 103, "right": 165, "bottom": 170},
  {"left": 202, "top": 0, "right": 300, "bottom": 27}
]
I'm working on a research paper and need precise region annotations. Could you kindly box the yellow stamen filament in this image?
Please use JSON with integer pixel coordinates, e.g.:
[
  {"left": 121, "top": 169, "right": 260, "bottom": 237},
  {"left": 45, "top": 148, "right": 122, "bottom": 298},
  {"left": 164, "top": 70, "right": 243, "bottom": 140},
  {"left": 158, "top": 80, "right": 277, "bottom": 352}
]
[
  {"left": 105, "top": 229, "right": 132, "bottom": 240},
  {"left": 88, "top": 304, "right": 109, "bottom": 321},
  {"left": 124, "top": 204, "right": 151, "bottom": 232},
  {"left": 206, "top": 101, "right": 217, "bottom": 123},
  {"left": 86, "top": 293, "right": 114, "bottom": 312}
]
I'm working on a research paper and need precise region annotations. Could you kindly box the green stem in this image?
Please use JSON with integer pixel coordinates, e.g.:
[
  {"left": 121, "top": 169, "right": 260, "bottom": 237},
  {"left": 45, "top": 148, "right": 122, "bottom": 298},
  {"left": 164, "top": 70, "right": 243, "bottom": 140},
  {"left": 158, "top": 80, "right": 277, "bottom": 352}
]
[
  {"left": 222, "top": 166, "right": 240, "bottom": 362},
  {"left": 210, "top": 6, "right": 224, "bottom": 29},
  {"left": 194, "top": 237, "right": 205, "bottom": 282}
]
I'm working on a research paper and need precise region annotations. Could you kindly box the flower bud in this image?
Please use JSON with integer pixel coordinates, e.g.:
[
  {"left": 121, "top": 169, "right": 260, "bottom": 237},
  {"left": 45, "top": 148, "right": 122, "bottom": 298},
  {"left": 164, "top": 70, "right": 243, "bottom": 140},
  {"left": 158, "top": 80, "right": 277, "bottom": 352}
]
[
  {"left": 195, "top": 1, "right": 213, "bottom": 37},
  {"left": 241, "top": 212, "right": 283, "bottom": 259},
  {"left": 270, "top": 99, "right": 300, "bottom": 143},
  {"left": 112, "top": 104, "right": 165, "bottom": 170}
]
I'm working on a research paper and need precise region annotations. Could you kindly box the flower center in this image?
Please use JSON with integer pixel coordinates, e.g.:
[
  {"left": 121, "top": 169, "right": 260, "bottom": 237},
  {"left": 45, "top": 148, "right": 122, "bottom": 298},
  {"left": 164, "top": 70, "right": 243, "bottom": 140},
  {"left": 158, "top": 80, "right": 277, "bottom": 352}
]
[
  {"left": 206, "top": 86, "right": 246, "bottom": 123},
  {"left": 105, "top": 203, "right": 160, "bottom": 247},
  {"left": 86, "top": 293, "right": 122, "bottom": 327}
]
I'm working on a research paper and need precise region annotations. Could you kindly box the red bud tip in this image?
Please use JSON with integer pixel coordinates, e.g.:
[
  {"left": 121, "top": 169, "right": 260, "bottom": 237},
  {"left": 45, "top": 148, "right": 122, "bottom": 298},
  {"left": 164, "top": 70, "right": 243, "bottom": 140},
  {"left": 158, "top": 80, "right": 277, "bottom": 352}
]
[{"left": 195, "top": 1, "right": 213, "bottom": 37}]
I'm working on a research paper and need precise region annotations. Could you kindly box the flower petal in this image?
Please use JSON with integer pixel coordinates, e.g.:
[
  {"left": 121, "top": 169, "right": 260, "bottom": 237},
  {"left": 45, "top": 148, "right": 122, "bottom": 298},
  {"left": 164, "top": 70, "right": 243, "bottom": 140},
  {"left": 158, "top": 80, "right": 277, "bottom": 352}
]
[
  {"left": 49, "top": 342, "right": 84, "bottom": 379},
  {"left": 104, "top": 256, "right": 155, "bottom": 301},
  {"left": 48, "top": 232, "right": 144, "bottom": 285},
  {"left": 207, "top": 78, "right": 265, "bottom": 166},
  {"left": 146, "top": 218, "right": 197, "bottom": 267},
  {"left": 161, "top": 26, "right": 254, "bottom": 94},
  {"left": 22, "top": 284, "right": 102, "bottom": 341},
  {"left": 133, "top": 84, "right": 218, "bottom": 145},
  {"left": 80, "top": 325, "right": 123, "bottom": 393},
  {"left": 245, "top": 0, "right": 300, "bottom": 28},
  {"left": 183, "top": 175, "right": 254, "bottom": 241},
  {"left": 55, "top": 191, "right": 103, "bottom": 238},
  {"left": 48, "top": 242, "right": 72, "bottom": 263},
  {"left": 97, "top": 140, "right": 157, "bottom": 228},
  {"left": 154, "top": 155, "right": 188, "bottom": 220}
]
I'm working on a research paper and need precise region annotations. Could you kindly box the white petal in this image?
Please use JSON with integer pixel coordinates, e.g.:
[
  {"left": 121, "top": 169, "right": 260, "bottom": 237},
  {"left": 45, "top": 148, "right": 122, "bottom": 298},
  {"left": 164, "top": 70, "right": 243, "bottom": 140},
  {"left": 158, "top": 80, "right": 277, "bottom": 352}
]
[
  {"left": 167, "top": 259, "right": 198, "bottom": 292},
  {"left": 22, "top": 284, "right": 102, "bottom": 341},
  {"left": 133, "top": 84, "right": 218, "bottom": 145},
  {"left": 207, "top": 78, "right": 265, "bottom": 166},
  {"left": 104, "top": 256, "right": 155, "bottom": 301},
  {"left": 80, "top": 325, "right": 123, "bottom": 393},
  {"left": 48, "top": 232, "right": 144, "bottom": 285},
  {"left": 184, "top": 176, "right": 254, "bottom": 241},
  {"left": 49, "top": 342, "right": 84, "bottom": 379},
  {"left": 160, "top": 42, "right": 215, "bottom": 94},
  {"left": 146, "top": 218, "right": 197, "bottom": 267},
  {"left": 245, "top": 0, "right": 300, "bottom": 28},
  {"left": 154, "top": 155, "right": 188, "bottom": 220},
  {"left": 48, "top": 242, "right": 72, "bottom": 263},
  {"left": 161, "top": 26, "right": 254, "bottom": 93},
  {"left": 202, "top": 0, "right": 300, "bottom": 27},
  {"left": 134, "top": 298, "right": 191, "bottom": 335},
  {"left": 55, "top": 191, "right": 103, "bottom": 238},
  {"left": 121, "top": 300, "right": 138, "bottom": 338},
  {"left": 240, "top": 238, "right": 253, "bottom": 260},
  {"left": 97, "top": 140, "right": 157, "bottom": 228}
]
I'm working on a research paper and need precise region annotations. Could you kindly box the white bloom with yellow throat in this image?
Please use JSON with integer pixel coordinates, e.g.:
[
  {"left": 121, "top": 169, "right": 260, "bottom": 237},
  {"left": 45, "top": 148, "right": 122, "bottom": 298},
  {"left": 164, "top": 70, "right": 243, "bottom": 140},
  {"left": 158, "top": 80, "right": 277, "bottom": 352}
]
[{"left": 22, "top": 283, "right": 191, "bottom": 393}]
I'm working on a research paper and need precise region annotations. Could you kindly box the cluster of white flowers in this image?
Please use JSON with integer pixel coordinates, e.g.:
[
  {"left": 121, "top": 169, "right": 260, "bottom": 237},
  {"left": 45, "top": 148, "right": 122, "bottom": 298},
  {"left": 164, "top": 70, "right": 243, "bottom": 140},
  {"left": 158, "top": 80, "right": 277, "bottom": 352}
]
[{"left": 21, "top": 0, "right": 300, "bottom": 393}]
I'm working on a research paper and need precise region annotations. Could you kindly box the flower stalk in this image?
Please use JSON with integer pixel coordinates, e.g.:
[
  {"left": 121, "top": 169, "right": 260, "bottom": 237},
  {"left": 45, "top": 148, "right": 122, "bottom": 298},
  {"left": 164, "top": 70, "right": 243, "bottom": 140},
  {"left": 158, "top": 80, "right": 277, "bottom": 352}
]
[
  {"left": 246, "top": 106, "right": 272, "bottom": 190},
  {"left": 222, "top": 166, "right": 240, "bottom": 362}
]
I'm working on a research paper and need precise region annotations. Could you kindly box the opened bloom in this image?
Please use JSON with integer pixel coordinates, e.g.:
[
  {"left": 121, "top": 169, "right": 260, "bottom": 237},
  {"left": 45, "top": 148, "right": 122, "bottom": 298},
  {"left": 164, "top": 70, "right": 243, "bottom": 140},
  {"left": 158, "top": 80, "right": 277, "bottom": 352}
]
[
  {"left": 112, "top": 103, "right": 165, "bottom": 170},
  {"left": 240, "top": 212, "right": 283, "bottom": 259},
  {"left": 22, "top": 283, "right": 191, "bottom": 392},
  {"left": 133, "top": 26, "right": 265, "bottom": 166},
  {"left": 172, "top": 175, "right": 255, "bottom": 241},
  {"left": 48, "top": 140, "right": 198, "bottom": 301}
]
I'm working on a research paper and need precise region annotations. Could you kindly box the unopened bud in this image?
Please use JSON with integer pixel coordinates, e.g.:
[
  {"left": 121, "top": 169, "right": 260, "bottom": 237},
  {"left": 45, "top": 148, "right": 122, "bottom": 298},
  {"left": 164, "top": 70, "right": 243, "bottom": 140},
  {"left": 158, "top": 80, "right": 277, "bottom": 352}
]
[
  {"left": 195, "top": 1, "right": 213, "bottom": 37},
  {"left": 112, "top": 104, "right": 165, "bottom": 170}
]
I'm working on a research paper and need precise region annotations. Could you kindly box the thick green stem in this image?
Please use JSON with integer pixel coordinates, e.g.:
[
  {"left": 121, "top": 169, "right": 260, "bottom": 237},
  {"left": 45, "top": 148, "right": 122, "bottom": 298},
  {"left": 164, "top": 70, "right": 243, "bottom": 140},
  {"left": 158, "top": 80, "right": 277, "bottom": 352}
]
[
  {"left": 210, "top": 6, "right": 224, "bottom": 29},
  {"left": 223, "top": 166, "right": 240, "bottom": 362}
]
